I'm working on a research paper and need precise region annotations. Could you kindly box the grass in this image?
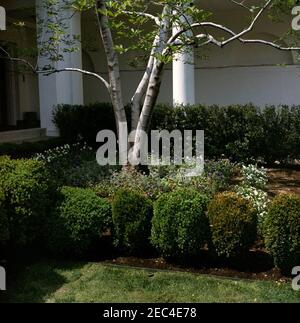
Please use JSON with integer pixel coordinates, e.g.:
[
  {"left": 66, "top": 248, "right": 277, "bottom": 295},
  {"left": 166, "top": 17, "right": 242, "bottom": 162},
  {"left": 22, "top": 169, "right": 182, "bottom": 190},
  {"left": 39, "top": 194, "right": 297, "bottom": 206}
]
[{"left": 4, "top": 260, "right": 300, "bottom": 303}]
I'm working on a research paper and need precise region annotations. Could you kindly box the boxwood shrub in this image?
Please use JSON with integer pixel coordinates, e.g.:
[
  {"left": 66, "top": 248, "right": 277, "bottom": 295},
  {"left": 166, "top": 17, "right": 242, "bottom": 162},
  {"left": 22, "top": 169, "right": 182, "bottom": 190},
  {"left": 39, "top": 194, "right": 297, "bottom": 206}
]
[
  {"left": 151, "top": 188, "right": 210, "bottom": 258},
  {"left": 47, "top": 186, "right": 111, "bottom": 256},
  {"left": 207, "top": 192, "right": 257, "bottom": 258},
  {"left": 3, "top": 158, "right": 55, "bottom": 246},
  {"left": 264, "top": 194, "right": 300, "bottom": 273},
  {"left": 112, "top": 189, "right": 153, "bottom": 254}
]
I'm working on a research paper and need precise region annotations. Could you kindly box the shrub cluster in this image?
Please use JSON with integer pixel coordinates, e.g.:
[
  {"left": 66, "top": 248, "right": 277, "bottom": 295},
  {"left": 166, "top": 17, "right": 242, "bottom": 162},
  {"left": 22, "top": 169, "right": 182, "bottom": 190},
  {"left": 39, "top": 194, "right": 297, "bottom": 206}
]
[
  {"left": 264, "top": 194, "right": 300, "bottom": 273},
  {"left": 53, "top": 103, "right": 300, "bottom": 163},
  {"left": 207, "top": 192, "right": 257, "bottom": 258},
  {"left": 1, "top": 147, "right": 299, "bottom": 274},
  {"left": 47, "top": 186, "right": 111, "bottom": 256}
]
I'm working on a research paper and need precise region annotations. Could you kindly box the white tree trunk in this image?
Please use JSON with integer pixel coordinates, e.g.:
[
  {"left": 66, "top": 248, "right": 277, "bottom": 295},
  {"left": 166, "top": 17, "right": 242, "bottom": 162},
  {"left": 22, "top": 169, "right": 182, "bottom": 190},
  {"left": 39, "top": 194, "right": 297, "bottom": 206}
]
[
  {"left": 131, "top": 5, "right": 171, "bottom": 163},
  {"left": 96, "top": 1, "right": 126, "bottom": 139}
]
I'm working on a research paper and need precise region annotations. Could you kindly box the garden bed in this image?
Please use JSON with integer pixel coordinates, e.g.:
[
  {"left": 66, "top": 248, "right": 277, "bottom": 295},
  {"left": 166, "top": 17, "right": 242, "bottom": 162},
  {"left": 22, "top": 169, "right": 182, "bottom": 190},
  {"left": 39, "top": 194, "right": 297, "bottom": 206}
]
[
  {"left": 267, "top": 168, "right": 300, "bottom": 196},
  {"left": 105, "top": 254, "right": 283, "bottom": 282},
  {"left": 86, "top": 236, "right": 286, "bottom": 282}
]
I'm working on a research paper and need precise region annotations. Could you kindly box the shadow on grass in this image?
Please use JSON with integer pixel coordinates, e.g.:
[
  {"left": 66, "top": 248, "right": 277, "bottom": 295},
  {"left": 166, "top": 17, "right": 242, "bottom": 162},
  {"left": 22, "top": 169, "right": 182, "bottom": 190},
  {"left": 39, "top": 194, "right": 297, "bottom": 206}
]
[
  {"left": 2, "top": 236, "right": 121, "bottom": 303},
  {"left": 4, "top": 259, "right": 89, "bottom": 303},
  {"left": 1, "top": 244, "right": 87, "bottom": 303}
]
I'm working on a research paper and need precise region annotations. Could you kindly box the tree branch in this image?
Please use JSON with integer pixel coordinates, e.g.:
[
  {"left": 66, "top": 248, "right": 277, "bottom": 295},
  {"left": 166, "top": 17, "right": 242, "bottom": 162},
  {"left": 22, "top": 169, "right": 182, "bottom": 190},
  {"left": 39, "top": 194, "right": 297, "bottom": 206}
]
[
  {"left": 42, "top": 67, "right": 111, "bottom": 90},
  {"left": 228, "top": 0, "right": 252, "bottom": 11},
  {"left": 0, "top": 46, "right": 111, "bottom": 90},
  {"left": 123, "top": 11, "right": 160, "bottom": 26},
  {"left": 222, "top": 0, "right": 272, "bottom": 45}
]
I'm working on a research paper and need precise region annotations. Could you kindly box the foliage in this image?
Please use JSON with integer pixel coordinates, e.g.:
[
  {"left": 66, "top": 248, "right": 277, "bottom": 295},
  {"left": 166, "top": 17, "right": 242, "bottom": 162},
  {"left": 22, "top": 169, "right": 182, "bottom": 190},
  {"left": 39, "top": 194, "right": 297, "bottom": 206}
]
[
  {"left": 240, "top": 164, "right": 268, "bottom": 189},
  {"left": 204, "top": 159, "right": 237, "bottom": 191},
  {"left": 47, "top": 186, "right": 111, "bottom": 256},
  {"left": 0, "top": 138, "right": 66, "bottom": 159},
  {"left": 264, "top": 194, "right": 300, "bottom": 273},
  {"left": 52, "top": 103, "right": 118, "bottom": 145},
  {"left": 207, "top": 192, "right": 257, "bottom": 258},
  {"left": 235, "top": 164, "right": 269, "bottom": 236},
  {"left": 95, "top": 159, "right": 235, "bottom": 201},
  {"left": 152, "top": 104, "right": 300, "bottom": 163},
  {"left": 95, "top": 168, "right": 169, "bottom": 200},
  {"left": 151, "top": 188, "right": 210, "bottom": 258},
  {"left": 0, "top": 189, "right": 9, "bottom": 245},
  {"left": 3, "top": 159, "right": 55, "bottom": 246},
  {"left": 34, "top": 142, "right": 113, "bottom": 187},
  {"left": 112, "top": 189, "right": 153, "bottom": 254},
  {"left": 0, "top": 156, "right": 15, "bottom": 186},
  {"left": 236, "top": 185, "right": 269, "bottom": 236},
  {"left": 54, "top": 103, "right": 300, "bottom": 164}
]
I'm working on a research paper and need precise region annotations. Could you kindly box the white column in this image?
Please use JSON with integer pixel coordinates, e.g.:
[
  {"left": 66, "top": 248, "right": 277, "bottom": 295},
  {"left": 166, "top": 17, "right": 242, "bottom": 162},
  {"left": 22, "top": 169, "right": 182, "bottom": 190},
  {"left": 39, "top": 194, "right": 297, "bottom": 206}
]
[
  {"left": 172, "top": 13, "right": 195, "bottom": 106},
  {"left": 36, "top": 0, "right": 83, "bottom": 137}
]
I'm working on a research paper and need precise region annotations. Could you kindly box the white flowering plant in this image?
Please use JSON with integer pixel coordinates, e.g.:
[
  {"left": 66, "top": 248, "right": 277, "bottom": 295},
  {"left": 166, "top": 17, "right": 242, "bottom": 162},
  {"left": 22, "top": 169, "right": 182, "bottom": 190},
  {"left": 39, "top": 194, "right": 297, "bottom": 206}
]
[
  {"left": 236, "top": 164, "right": 269, "bottom": 236},
  {"left": 241, "top": 164, "right": 268, "bottom": 190}
]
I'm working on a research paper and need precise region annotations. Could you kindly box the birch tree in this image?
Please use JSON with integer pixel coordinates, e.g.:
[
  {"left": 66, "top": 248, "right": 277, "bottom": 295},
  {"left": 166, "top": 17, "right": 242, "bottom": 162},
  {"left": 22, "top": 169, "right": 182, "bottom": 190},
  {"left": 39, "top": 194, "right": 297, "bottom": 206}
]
[{"left": 1, "top": 0, "right": 300, "bottom": 165}]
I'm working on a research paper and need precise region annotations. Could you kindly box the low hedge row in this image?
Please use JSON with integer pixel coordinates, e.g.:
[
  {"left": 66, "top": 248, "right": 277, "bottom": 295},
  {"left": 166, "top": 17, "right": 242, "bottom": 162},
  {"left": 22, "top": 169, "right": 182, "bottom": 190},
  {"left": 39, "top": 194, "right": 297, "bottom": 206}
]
[{"left": 53, "top": 103, "right": 300, "bottom": 163}]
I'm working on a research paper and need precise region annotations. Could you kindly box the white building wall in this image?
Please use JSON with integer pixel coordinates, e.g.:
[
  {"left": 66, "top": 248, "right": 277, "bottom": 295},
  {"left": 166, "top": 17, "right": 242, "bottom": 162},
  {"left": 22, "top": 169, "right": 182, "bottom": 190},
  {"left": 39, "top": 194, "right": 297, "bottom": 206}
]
[{"left": 81, "top": 9, "right": 300, "bottom": 108}]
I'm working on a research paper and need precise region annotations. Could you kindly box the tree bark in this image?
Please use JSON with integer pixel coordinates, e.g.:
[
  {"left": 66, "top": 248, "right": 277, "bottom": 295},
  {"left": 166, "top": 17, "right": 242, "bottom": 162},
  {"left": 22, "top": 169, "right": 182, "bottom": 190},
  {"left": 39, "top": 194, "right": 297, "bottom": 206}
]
[
  {"left": 96, "top": 0, "right": 127, "bottom": 139},
  {"left": 131, "top": 5, "right": 171, "bottom": 164}
]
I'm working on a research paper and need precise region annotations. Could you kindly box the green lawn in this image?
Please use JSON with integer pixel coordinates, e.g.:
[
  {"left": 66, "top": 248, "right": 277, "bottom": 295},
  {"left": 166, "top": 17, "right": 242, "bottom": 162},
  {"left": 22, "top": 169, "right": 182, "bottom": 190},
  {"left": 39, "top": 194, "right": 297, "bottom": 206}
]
[{"left": 5, "top": 260, "right": 300, "bottom": 303}]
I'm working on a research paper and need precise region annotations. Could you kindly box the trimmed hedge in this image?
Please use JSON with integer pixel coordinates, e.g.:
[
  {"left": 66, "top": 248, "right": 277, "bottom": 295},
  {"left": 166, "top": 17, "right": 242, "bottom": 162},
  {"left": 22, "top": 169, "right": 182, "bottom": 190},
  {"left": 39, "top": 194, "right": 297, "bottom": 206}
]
[
  {"left": 0, "top": 138, "right": 66, "bottom": 159},
  {"left": 0, "top": 189, "right": 9, "bottom": 245},
  {"left": 207, "top": 192, "right": 257, "bottom": 258},
  {"left": 264, "top": 194, "right": 300, "bottom": 273},
  {"left": 112, "top": 189, "right": 153, "bottom": 254},
  {"left": 151, "top": 188, "right": 210, "bottom": 258},
  {"left": 2, "top": 158, "right": 55, "bottom": 246},
  {"left": 53, "top": 103, "right": 119, "bottom": 145},
  {"left": 47, "top": 186, "right": 111, "bottom": 256},
  {"left": 53, "top": 103, "right": 300, "bottom": 163},
  {"left": 0, "top": 156, "right": 15, "bottom": 186}
]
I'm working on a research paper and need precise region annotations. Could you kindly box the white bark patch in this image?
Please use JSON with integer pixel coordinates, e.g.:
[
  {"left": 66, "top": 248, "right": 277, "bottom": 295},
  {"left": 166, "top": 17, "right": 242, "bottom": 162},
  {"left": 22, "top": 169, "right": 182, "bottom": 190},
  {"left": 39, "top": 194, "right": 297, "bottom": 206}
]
[{"left": 0, "top": 6, "right": 6, "bottom": 31}]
